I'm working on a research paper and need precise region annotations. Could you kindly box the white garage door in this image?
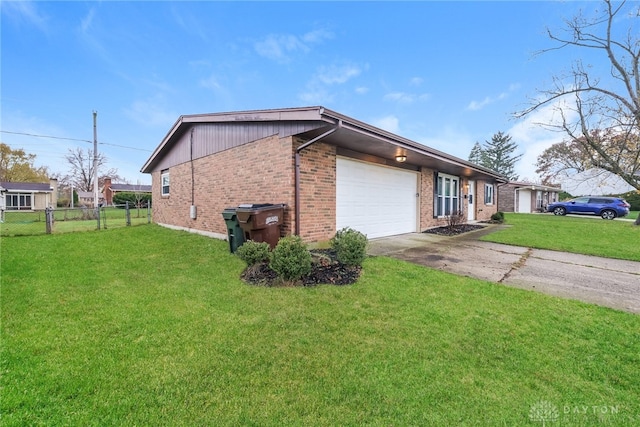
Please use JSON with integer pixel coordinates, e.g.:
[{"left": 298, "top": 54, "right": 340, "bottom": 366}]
[{"left": 336, "top": 157, "right": 418, "bottom": 239}]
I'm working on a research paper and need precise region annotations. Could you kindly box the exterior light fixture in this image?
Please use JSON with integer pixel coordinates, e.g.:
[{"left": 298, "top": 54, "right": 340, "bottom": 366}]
[{"left": 395, "top": 155, "right": 407, "bottom": 162}]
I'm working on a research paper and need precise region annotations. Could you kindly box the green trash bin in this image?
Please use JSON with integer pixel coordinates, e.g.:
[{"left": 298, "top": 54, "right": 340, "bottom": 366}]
[{"left": 222, "top": 208, "right": 245, "bottom": 253}]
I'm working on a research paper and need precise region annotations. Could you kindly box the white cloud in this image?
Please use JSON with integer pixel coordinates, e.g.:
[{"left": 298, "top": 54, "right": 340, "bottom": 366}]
[
  {"left": 384, "top": 91, "right": 430, "bottom": 104},
  {"left": 409, "top": 77, "right": 424, "bottom": 86},
  {"left": 254, "top": 29, "right": 333, "bottom": 63},
  {"left": 317, "top": 64, "right": 362, "bottom": 85},
  {"left": 506, "top": 99, "right": 576, "bottom": 181},
  {"left": 355, "top": 86, "right": 369, "bottom": 95},
  {"left": 371, "top": 115, "right": 400, "bottom": 134},
  {"left": 467, "top": 83, "right": 520, "bottom": 111}
]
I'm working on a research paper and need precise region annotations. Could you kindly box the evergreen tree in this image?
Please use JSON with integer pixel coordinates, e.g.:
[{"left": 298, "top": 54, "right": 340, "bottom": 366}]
[
  {"left": 468, "top": 142, "right": 483, "bottom": 165},
  {"left": 473, "top": 132, "right": 522, "bottom": 180}
]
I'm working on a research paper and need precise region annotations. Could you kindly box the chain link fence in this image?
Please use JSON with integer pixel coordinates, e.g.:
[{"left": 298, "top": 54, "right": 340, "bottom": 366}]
[{"left": 0, "top": 203, "right": 151, "bottom": 237}]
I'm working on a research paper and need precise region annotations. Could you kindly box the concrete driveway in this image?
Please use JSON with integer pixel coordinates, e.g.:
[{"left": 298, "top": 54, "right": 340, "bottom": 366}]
[{"left": 368, "top": 225, "right": 640, "bottom": 314}]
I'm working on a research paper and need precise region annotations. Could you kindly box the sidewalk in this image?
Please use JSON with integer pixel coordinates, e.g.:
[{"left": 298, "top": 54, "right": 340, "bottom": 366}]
[{"left": 368, "top": 225, "right": 640, "bottom": 314}]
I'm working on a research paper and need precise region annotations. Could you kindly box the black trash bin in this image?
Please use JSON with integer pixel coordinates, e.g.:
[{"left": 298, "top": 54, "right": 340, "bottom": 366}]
[
  {"left": 221, "top": 208, "right": 245, "bottom": 253},
  {"left": 236, "top": 203, "right": 285, "bottom": 249}
]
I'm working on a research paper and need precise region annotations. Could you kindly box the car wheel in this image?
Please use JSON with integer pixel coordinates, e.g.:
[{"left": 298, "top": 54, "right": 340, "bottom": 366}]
[
  {"left": 601, "top": 210, "right": 616, "bottom": 220},
  {"left": 553, "top": 207, "right": 566, "bottom": 216}
]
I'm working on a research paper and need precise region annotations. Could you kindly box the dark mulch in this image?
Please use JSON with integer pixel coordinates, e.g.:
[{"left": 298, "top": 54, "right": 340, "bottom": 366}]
[
  {"left": 423, "top": 224, "right": 486, "bottom": 236},
  {"left": 240, "top": 249, "right": 361, "bottom": 287}
]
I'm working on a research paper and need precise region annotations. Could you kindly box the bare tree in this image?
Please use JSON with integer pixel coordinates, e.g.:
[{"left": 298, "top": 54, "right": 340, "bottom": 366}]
[
  {"left": 517, "top": 0, "right": 640, "bottom": 191},
  {"left": 64, "top": 147, "right": 120, "bottom": 192}
]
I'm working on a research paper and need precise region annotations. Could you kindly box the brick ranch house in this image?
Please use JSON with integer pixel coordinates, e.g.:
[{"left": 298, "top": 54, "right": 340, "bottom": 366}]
[
  {"left": 498, "top": 182, "right": 561, "bottom": 213},
  {"left": 141, "top": 106, "right": 506, "bottom": 242}
]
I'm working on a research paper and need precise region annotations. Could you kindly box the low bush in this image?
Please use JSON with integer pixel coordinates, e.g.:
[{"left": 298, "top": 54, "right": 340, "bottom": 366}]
[
  {"left": 491, "top": 211, "right": 505, "bottom": 223},
  {"left": 269, "top": 236, "right": 312, "bottom": 282},
  {"left": 236, "top": 240, "right": 270, "bottom": 266},
  {"left": 331, "top": 227, "right": 368, "bottom": 267}
]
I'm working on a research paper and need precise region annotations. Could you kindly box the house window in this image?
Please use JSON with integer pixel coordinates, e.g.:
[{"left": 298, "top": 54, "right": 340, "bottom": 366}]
[
  {"left": 161, "top": 170, "right": 170, "bottom": 196},
  {"left": 435, "top": 173, "right": 460, "bottom": 217},
  {"left": 484, "top": 184, "right": 494, "bottom": 205},
  {"left": 6, "top": 193, "right": 32, "bottom": 210}
]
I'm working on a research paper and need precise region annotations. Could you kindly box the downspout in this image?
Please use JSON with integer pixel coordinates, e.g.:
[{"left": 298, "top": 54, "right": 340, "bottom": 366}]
[{"left": 294, "top": 124, "right": 340, "bottom": 235}]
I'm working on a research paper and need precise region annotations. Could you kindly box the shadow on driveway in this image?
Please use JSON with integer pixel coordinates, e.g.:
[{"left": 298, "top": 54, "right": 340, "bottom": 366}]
[{"left": 368, "top": 224, "right": 640, "bottom": 314}]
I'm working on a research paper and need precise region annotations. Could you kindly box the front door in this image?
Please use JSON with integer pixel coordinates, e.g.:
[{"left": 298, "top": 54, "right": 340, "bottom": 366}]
[{"left": 467, "top": 180, "right": 475, "bottom": 221}]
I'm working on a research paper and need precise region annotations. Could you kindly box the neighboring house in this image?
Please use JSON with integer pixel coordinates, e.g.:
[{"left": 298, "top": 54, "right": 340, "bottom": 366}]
[
  {"left": 102, "top": 177, "right": 152, "bottom": 205},
  {"left": 0, "top": 179, "right": 58, "bottom": 211},
  {"left": 561, "top": 168, "right": 636, "bottom": 196},
  {"left": 76, "top": 191, "right": 104, "bottom": 208},
  {"left": 141, "top": 106, "right": 506, "bottom": 242},
  {"left": 498, "top": 182, "right": 561, "bottom": 213}
]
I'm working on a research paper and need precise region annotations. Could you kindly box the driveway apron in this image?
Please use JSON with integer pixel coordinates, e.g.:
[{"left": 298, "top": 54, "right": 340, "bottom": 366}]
[{"left": 368, "top": 225, "right": 640, "bottom": 314}]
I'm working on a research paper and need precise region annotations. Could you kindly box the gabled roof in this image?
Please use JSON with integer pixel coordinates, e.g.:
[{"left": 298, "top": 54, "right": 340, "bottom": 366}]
[
  {"left": 142, "top": 106, "right": 507, "bottom": 181},
  {"left": 109, "top": 183, "right": 152, "bottom": 192},
  {"left": 0, "top": 181, "right": 52, "bottom": 192},
  {"left": 507, "top": 181, "right": 561, "bottom": 192}
]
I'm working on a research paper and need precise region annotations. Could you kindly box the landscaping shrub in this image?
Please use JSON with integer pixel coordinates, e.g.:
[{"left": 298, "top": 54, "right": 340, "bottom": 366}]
[
  {"left": 269, "top": 236, "right": 312, "bottom": 281},
  {"left": 491, "top": 211, "right": 505, "bottom": 223},
  {"left": 616, "top": 191, "right": 640, "bottom": 211},
  {"left": 331, "top": 227, "right": 368, "bottom": 267},
  {"left": 236, "top": 240, "right": 270, "bottom": 266}
]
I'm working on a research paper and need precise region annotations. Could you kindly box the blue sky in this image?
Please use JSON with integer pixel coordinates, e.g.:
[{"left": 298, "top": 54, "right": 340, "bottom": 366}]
[{"left": 0, "top": 1, "right": 614, "bottom": 185}]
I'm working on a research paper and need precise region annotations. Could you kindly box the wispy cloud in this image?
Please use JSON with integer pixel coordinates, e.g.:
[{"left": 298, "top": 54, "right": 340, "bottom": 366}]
[
  {"left": 467, "top": 83, "right": 521, "bottom": 111},
  {"left": 200, "top": 74, "right": 224, "bottom": 92},
  {"left": 1, "top": 0, "right": 49, "bottom": 32},
  {"left": 384, "top": 91, "right": 430, "bottom": 104},
  {"left": 254, "top": 29, "right": 333, "bottom": 63},
  {"left": 299, "top": 62, "right": 365, "bottom": 104}
]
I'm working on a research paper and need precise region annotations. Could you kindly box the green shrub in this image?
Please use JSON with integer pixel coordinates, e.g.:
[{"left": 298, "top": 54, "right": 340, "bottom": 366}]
[
  {"left": 490, "top": 211, "right": 505, "bottom": 223},
  {"left": 269, "top": 236, "right": 312, "bottom": 281},
  {"left": 113, "top": 192, "right": 152, "bottom": 208},
  {"left": 331, "top": 227, "right": 368, "bottom": 267},
  {"left": 236, "top": 240, "right": 270, "bottom": 266},
  {"left": 617, "top": 191, "right": 640, "bottom": 211}
]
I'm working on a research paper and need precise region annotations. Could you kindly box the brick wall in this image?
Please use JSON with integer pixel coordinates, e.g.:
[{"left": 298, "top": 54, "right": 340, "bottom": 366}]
[
  {"left": 297, "top": 140, "right": 337, "bottom": 242},
  {"left": 498, "top": 184, "right": 516, "bottom": 212},
  {"left": 152, "top": 134, "right": 296, "bottom": 237},
  {"left": 476, "top": 180, "right": 498, "bottom": 221}
]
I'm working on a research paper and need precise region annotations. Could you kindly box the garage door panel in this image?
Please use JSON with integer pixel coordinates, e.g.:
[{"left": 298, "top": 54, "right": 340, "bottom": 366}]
[{"left": 336, "top": 157, "right": 418, "bottom": 239}]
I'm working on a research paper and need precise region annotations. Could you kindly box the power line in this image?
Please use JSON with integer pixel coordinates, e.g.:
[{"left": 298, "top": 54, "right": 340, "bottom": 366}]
[{"left": 0, "top": 130, "right": 152, "bottom": 152}]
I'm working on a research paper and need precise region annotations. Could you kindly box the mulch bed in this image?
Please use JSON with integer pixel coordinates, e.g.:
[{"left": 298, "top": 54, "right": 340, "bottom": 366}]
[
  {"left": 240, "top": 249, "right": 361, "bottom": 287},
  {"left": 423, "top": 224, "right": 487, "bottom": 236}
]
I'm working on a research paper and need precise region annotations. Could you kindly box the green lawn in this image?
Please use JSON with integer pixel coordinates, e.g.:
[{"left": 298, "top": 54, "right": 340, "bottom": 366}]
[
  {"left": 627, "top": 210, "right": 639, "bottom": 220},
  {"left": 1, "top": 207, "right": 149, "bottom": 236},
  {"left": 2, "top": 225, "right": 639, "bottom": 426},
  {"left": 482, "top": 213, "right": 640, "bottom": 262}
]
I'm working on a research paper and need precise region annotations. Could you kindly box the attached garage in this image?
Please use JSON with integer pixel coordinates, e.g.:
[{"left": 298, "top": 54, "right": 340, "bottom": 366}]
[{"left": 336, "top": 157, "right": 418, "bottom": 239}]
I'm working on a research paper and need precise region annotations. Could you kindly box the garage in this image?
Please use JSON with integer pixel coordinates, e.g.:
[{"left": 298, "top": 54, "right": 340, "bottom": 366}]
[{"left": 336, "top": 157, "right": 419, "bottom": 239}]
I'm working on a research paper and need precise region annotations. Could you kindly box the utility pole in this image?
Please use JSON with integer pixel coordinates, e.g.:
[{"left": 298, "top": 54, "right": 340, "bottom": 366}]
[{"left": 93, "top": 111, "right": 100, "bottom": 229}]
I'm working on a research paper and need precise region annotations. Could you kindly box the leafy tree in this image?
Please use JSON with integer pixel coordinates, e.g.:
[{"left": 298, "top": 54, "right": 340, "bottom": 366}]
[
  {"left": 468, "top": 142, "right": 483, "bottom": 165},
  {"left": 470, "top": 132, "right": 522, "bottom": 180},
  {"left": 0, "top": 143, "right": 49, "bottom": 182},
  {"left": 517, "top": 0, "right": 640, "bottom": 190},
  {"left": 64, "top": 147, "right": 121, "bottom": 192}
]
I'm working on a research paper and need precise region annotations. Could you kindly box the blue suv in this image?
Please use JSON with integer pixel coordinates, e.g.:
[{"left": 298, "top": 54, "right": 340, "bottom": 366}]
[{"left": 547, "top": 196, "right": 630, "bottom": 220}]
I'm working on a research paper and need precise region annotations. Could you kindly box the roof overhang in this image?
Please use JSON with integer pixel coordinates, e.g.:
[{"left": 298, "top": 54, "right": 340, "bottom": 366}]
[{"left": 142, "top": 106, "right": 506, "bottom": 182}]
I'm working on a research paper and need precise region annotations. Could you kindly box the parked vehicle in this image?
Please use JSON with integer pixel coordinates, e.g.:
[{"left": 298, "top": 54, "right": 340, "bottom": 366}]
[{"left": 547, "top": 196, "right": 630, "bottom": 220}]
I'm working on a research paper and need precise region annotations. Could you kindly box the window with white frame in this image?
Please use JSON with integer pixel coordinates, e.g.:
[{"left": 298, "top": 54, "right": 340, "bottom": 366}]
[
  {"left": 6, "top": 193, "right": 32, "bottom": 210},
  {"left": 484, "top": 183, "right": 494, "bottom": 205},
  {"left": 435, "top": 173, "right": 460, "bottom": 217},
  {"left": 161, "top": 170, "right": 170, "bottom": 196}
]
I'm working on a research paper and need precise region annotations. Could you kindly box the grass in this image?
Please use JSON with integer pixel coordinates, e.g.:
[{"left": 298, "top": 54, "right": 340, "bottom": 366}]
[
  {"left": 2, "top": 225, "right": 639, "bottom": 426},
  {"left": 627, "top": 210, "right": 638, "bottom": 220},
  {"left": 1, "top": 207, "right": 149, "bottom": 236},
  {"left": 482, "top": 213, "right": 640, "bottom": 262}
]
